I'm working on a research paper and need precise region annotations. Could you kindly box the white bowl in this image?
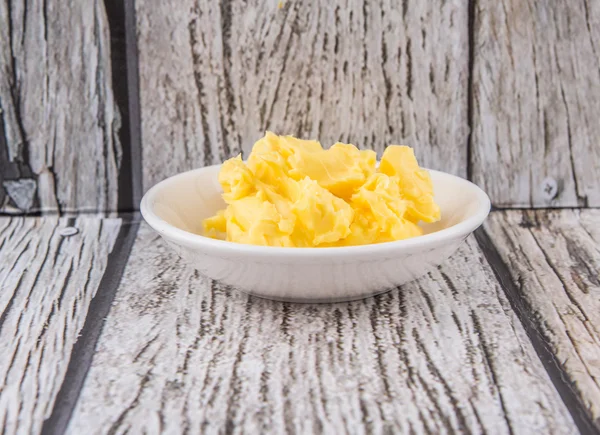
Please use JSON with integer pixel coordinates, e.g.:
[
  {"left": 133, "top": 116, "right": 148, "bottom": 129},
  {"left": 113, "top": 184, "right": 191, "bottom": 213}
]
[{"left": 140, "top": 165, "right": 491, "bottom": 303}]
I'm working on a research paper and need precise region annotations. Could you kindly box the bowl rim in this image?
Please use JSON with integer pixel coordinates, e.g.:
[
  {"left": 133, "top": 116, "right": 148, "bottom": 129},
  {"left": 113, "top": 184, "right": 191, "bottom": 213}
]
[{"left": 140, "top": 165, "right": 491, "bottom": 258}]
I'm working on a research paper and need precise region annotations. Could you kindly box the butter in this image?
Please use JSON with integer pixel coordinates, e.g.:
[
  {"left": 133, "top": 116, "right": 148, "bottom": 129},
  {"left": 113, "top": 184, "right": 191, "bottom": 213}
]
[{"left": 204, "top": 132, "right": 440, "bottom": 247}]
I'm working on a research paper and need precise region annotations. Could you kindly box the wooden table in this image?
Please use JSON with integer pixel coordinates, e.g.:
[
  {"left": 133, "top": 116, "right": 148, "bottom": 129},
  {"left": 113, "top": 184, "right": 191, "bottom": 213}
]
[
  {"left": 1, "top": 210, "right": 599, "bottom": 434},
  {"left": 1, "top": 0, "right": 599, "bottom": 434}
]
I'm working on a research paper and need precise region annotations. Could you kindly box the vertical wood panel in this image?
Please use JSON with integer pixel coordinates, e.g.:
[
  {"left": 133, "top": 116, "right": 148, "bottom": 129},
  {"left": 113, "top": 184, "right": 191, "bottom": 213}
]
[
  {"left": 136, "top": 0, "right": 469, "bottom": 191},
  {"left": 0, "top": 0, "right": 122, "bottom": 213},
  {"left": 471, "top": 0, "right": 600, "bottom": 207}
]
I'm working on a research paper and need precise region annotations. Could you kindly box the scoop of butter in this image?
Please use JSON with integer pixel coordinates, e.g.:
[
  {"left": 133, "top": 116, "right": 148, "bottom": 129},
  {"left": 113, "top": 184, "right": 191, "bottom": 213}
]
[{"left": 203, "top": 132, "right": 440, "bottom": 247}]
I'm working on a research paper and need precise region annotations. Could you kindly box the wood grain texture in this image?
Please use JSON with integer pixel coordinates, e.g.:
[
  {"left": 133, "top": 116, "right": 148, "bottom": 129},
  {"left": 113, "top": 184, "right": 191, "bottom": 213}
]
[
  {"left": 67, "top": 224, "right": 576, "bottom": 434},
  {"left": 484, "top": 209, "right": 600, "bottom": 429},
  {"left": 0, "top": 0, "right": 122, "bottom": 213},
  {"left": 136, "top": 0, "right": 469, "bottom": 191},
  {"left": 0, "top": 216, "right": 121, "bottom": 434},
  {"left": 471, "top": 0, "right": 600, "bottom": 207}
]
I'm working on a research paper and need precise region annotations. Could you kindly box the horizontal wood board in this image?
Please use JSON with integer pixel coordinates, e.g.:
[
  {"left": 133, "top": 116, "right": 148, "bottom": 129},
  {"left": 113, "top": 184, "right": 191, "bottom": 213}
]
[
  {"left": 483, "top": 209, "right": 600, "bottom": 429},
  {"left": 66, "top": 225, "right": 576, "bottom": 434},
  {"left": 0, "top": 216, "right": 121, "bottom": 434}
]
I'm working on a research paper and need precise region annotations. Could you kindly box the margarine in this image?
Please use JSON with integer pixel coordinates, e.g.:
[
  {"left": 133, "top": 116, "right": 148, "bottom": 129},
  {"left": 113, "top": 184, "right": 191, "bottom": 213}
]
[{"left": 203, "top": 132, "right": 440, "bottom": 247}]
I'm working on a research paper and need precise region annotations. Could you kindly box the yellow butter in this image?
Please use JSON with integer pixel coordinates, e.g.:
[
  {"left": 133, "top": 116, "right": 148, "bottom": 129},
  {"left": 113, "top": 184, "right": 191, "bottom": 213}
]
[{"left": 203, "top": 132, "right": 440, "bottom": 247}]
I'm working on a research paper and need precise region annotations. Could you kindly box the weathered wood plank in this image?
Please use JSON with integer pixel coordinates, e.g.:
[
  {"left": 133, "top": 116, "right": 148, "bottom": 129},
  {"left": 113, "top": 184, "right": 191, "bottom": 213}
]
[
  {"left": 0, "top": 216, "right": 121, "bottom": 434},
  {"left": 0, "top": 0, "right": 122, "bottom": 213},
  {"left": 471, "top": 0, "right": 600, "bottom": 207},
  {"left": 136, "top": 0, "right": 470, "bottom": 191},
  {"left": 483, "top": 209, "right": 600, "bottom": 429},
  {"left": 67, "top": 224, "right": 575, "bottom": 434}
]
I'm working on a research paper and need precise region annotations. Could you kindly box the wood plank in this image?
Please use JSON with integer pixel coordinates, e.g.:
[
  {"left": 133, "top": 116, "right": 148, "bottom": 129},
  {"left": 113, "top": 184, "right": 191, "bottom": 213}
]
[
  {"left": 471, "top": 0, "right": 600, "bottom": 207},
  {"left": 0, "top": 0, "right": 122, "bottom": 213},
  {"left": 67, "top": 224, "right": 576, "bottom": 434},
  {"left": 483, "top": 209, "right": 600, "bottom": 429},
  {"left": 136, "top": 0, "right": 470, "bottom": 192},
  {"left": 0, "top": 216, "right": 121, "bottom": 434}
]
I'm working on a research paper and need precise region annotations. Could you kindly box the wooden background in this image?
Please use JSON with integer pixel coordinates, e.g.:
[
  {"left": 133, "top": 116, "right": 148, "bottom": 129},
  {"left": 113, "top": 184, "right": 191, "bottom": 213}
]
[
  {"left": 1, "top": 1, "right": 600, "bottom": 434},
  {"left": 1, "top": 0, "right": 598, "bottom": 214}
]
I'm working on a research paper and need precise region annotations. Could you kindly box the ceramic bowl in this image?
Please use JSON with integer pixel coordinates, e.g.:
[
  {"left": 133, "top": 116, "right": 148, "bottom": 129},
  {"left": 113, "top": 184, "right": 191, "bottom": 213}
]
[{"left": 140, "top": 165, "right": 491, "bottom": 303}]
